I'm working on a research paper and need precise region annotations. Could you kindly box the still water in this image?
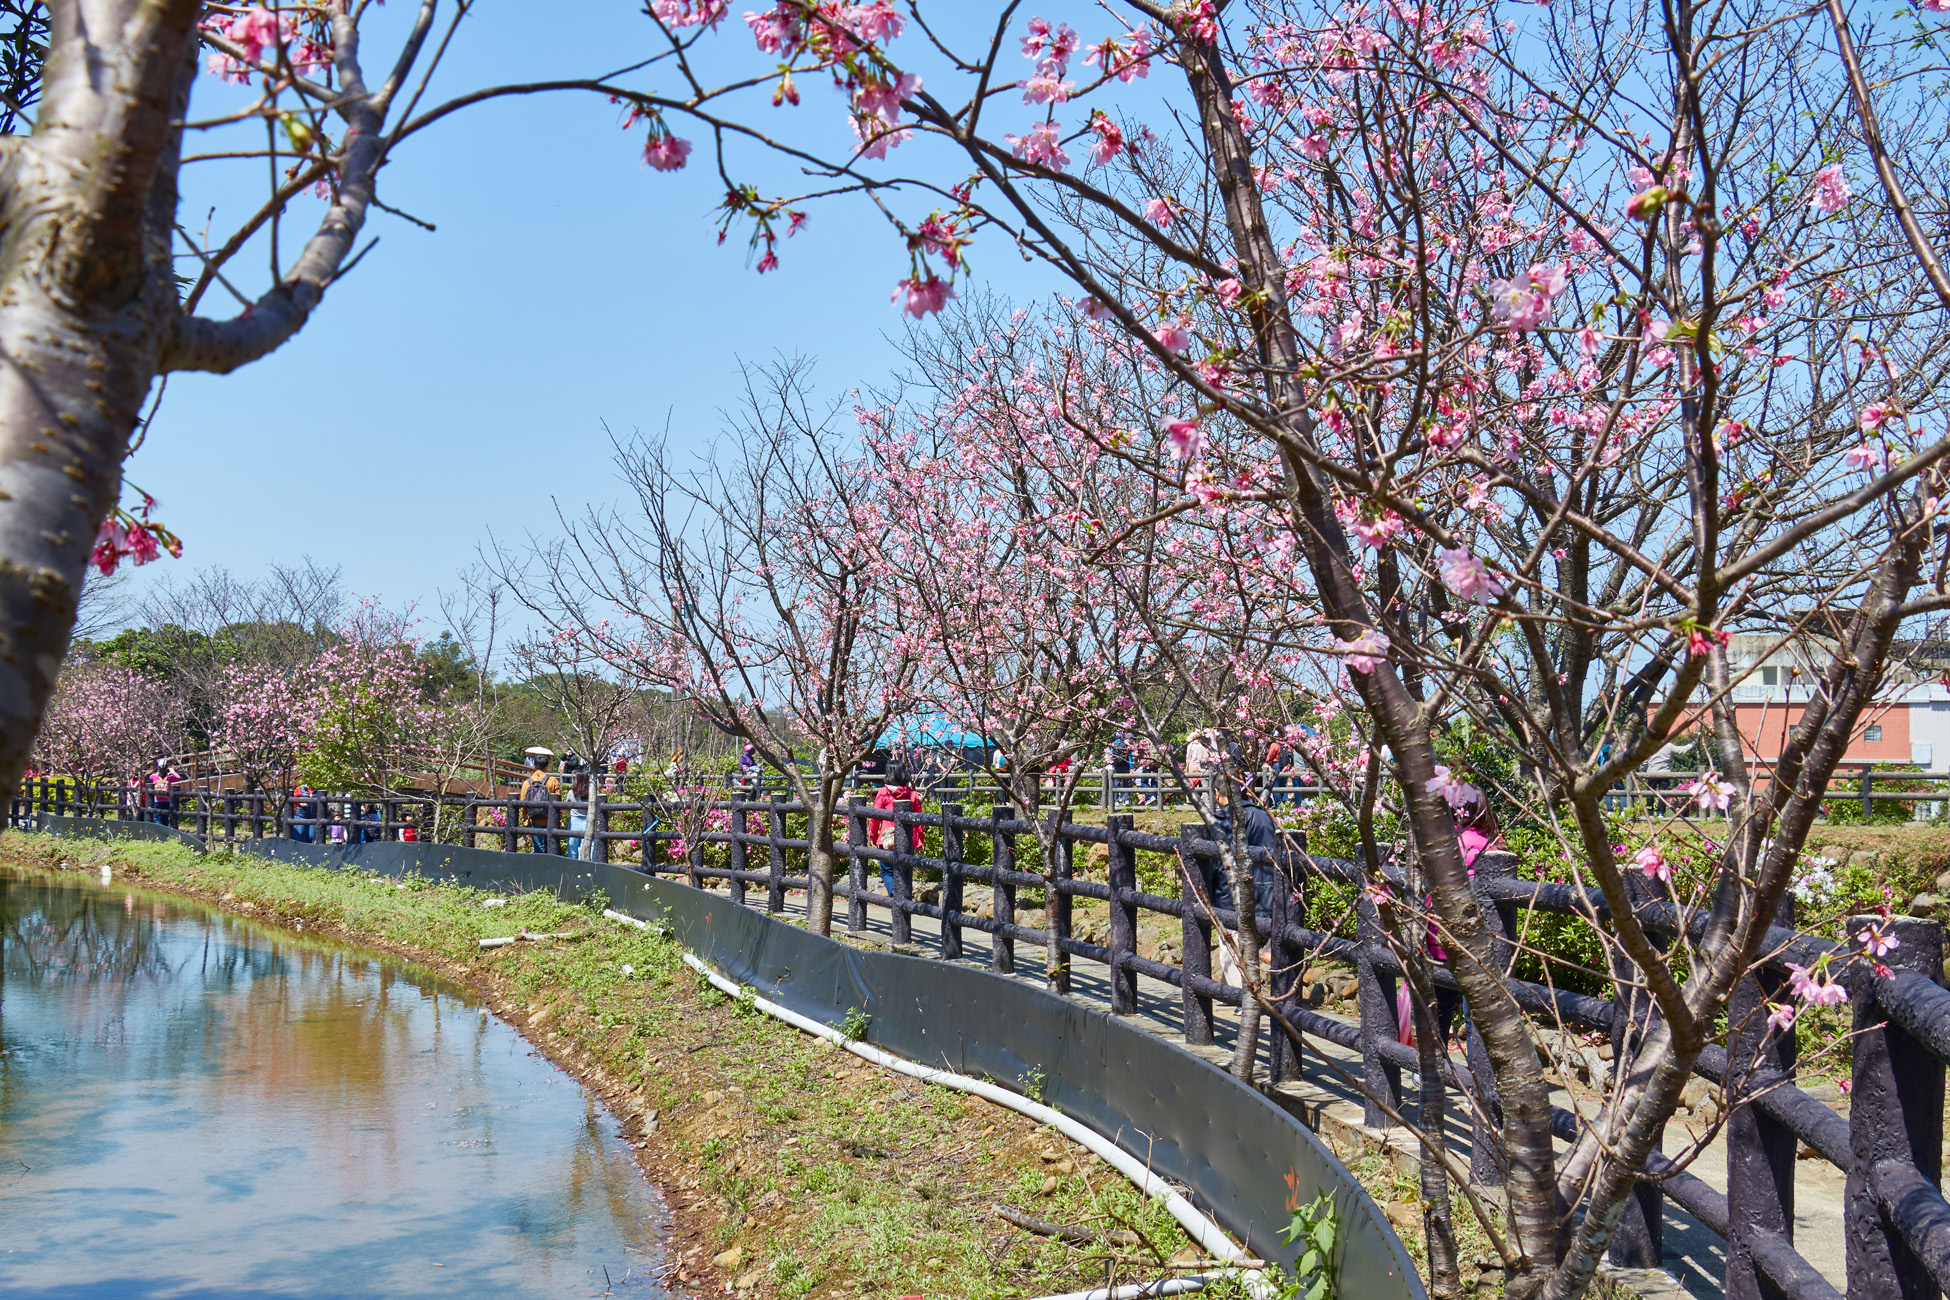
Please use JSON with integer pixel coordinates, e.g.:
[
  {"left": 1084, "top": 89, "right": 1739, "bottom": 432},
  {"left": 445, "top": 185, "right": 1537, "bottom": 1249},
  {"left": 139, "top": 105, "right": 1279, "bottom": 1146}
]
[{"left": 0, "top": 869, "right": 667, "bottom": 1298}]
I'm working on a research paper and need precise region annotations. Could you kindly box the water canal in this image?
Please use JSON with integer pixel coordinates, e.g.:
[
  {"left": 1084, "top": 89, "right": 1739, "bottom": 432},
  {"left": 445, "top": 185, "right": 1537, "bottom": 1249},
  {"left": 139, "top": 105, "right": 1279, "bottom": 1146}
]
[{"left": 0, "top": 868, "right": 667, "bottom": 1298}]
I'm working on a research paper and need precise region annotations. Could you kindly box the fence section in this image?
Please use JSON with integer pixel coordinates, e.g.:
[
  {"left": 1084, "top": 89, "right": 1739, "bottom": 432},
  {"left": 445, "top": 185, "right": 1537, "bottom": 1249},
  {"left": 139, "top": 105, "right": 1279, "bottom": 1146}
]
[{"left": 11, "top": 779, "right": 1948, "bottom": 1299}]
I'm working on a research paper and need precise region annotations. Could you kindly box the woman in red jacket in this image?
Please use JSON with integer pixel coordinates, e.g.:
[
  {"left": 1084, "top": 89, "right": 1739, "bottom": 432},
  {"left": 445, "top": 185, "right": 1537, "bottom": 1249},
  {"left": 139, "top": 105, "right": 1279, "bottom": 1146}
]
[{"left": 870, "top": 763, "right": 924, "bottom": 897}]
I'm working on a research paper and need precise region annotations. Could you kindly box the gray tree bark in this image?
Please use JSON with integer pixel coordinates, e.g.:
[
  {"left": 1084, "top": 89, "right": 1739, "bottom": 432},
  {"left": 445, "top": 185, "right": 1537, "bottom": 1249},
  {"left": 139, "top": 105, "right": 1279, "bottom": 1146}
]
[{"left": 0, "top": 0, "right": 423, "bottom": 790}]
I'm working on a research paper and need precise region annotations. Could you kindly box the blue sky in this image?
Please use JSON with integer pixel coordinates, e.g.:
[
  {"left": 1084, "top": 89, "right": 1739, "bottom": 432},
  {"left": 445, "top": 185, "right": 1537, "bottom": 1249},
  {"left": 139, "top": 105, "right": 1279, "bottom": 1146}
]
[{"left": 117, "top": 2, "right": 1076, "bottom": 633}]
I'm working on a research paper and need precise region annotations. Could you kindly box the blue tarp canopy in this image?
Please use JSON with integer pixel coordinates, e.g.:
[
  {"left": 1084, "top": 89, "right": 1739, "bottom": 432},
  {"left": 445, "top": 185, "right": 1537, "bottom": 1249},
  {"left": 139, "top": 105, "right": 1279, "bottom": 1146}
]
[{"left": 878, "top": 712, "right": 993, "bottom": 750}]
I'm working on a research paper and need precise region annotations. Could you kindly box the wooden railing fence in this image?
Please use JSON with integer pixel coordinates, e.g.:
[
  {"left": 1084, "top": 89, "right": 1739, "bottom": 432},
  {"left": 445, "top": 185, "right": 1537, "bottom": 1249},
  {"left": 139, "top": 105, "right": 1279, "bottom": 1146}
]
[{"left": 13, "top": 777, "right": 1950, "bottom": 1299}]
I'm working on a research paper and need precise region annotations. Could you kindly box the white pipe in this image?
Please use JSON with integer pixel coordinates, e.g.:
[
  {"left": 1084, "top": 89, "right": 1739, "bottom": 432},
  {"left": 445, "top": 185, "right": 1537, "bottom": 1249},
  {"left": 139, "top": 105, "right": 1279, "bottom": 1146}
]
[
  {"left": 676, "top": 950, "right": 1256, "bottom": 1271},
  {"left": 1028, "top": 1278, "right": 1226, "bottom": 1300}
]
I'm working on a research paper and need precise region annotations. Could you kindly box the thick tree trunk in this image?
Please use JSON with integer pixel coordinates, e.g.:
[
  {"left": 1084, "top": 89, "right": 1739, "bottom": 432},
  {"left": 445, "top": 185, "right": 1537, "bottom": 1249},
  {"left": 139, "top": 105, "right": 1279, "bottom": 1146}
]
[
  {"left": 805, "top": 787, "right": 837, "bottom": 935},
  {"left": 1174, "top": 35, "right": 1568, "bottom": 1277},
  {"left": 0, "top": 1, "right": 201, "bottom": 790}
]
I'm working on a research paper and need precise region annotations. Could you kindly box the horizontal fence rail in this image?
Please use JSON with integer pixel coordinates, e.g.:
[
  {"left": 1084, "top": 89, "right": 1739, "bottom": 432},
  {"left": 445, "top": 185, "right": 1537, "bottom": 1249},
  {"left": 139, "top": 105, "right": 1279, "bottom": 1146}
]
[{"left": 10, "top": 776, "right": 1946, "bottom": 1299}]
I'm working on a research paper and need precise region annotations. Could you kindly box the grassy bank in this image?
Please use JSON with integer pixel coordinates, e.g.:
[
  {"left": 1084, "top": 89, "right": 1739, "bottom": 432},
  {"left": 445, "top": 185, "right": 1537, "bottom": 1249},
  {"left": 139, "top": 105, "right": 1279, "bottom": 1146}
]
[{"left": 0, "top": 832, "right": 1252, "bottom": 1300}]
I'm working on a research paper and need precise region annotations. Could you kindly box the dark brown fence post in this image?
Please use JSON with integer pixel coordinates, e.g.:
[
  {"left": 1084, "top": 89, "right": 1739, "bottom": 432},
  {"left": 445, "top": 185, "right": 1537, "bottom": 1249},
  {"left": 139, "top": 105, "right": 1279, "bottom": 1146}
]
[
  {"left": 766, "top": 796, "right": 787, "bottom": 912},
  {"left": 1353, "top": 880, "right": 1402, "bottom": 1128},
  {"left": 1727, "top": 897, "right": 1795, "bottom": 1300},
  {"left": 1047, "top": 811, "right": 1072, "bottom": 995},
  {"left": 1105, "top": 814, "right": 1138, "bottom": 1015},
  {"left": 1177, "top": 823, "right": 1216, "bottom": 1047},
  {"left": 503, "top": 797, "right": 518, "bottom": 854},
  {"left": 940, "top": 803, "right": 966, "bottom": 960},
  {"left": 991, "top": 806, "right": 1017, "bottom": 974},
  {"left": 888, "top": 804, "right": 913, "bottom": 946},
  {"left": 591, "top": 791, "right": 609, "bottom": 864},
  {"left": 686, "top": 824, "right": 705, "bottom": 890},
  {"left": 846, "top": 797, "right": 868, "bottom": 933},
  {"left": 1846, "top": 914, "right": 1945, "bottom": 1299},
  {"left": 1861, "top": 765, "right": 1875, "bottom": 819},
  {"left": 727, "top": 802, "right": 748, "bottom": 906}
]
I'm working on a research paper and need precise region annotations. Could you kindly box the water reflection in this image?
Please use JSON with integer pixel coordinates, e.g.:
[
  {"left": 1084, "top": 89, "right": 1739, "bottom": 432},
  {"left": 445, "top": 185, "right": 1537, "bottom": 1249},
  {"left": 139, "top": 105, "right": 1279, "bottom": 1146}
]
[{"left": 0, "top": 871, "right": 666, "bottom": 1298}]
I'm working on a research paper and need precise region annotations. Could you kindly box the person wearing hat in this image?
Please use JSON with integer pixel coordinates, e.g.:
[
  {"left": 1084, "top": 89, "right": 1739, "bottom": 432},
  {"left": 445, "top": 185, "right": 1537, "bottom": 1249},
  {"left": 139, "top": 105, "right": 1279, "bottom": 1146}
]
[
  {"left": 519, "top": 756, "right": 555, "bottom": 854},
  {"left": 147, "top": 758, "right": 181, "bottom": 828}
]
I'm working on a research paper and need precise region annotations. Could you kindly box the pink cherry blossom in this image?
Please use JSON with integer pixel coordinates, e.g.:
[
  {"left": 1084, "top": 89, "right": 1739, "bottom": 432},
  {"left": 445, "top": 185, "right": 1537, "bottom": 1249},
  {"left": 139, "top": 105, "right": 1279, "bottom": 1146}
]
[
  {"left": 643, "top": 135, "right": 693, "bottom": 171},
  {"left": 1144, "top": 196, "right": 1175, "bottom": 229},
  {"left": 1786, "top": 962, "right": 1849, "bottom": 1007},
  {"left": 892, "top": 276, "right": 956, "bottom": 318},
  {"left": 1020, "top": 18, "right": 1079, "bottom": 72},
  {"left": 1438, "top": 546, "right": 1505, "bottom": 604},
  {"left": 1625, "top": 186, "right": 1668, "bottom": 220},
  {"left": 1350, "top": 510, "right": 1404, "bottom": 549},
  {"left": 1857, "top": 924, "right": 1902, "bottom": 958},
  {"left": 1844, "top": 444, "right": 1887, "bottom": 474},
  {"left": 1427, "top": 764, "right": 1482, "bottom": 809},
  {"left": 651, "top": 0, "right": 729, "bottom": 27},
  {"left": 1687, "top": 625, "right": 1728, "bottom": 657},
  {"left": 1334, "top": 628, "right": 1390, "bottom": 674},
  {"left": 1858, "top": 402, "right": 1895, "bottom": 433},
  {"left": 1765, "top": 1002, "right": 1798, "bottom": 1033},
  {"left": 1153, "top": 322, "right": 1192, "bottom": 353},
  {"left": 1634, "top": 843, "right": 1670, "bottom": 882},
  {"left": 1006, "top": 121, "right": 1069, "bottom": 170},
  {"left": 1088, "top": 115, "right": 1124, "bottom": 167},
  {"left": 1811, "top": 164, "right": 1851, "bottom": 216},
  {"left": 1023, "top": 72, "right": 1074, "bottom": 105},
  {"left": 1686, "top": 771, "right": 1737, "bottom": 814},
  {"left": 1085, "top": 28, "right": 1152, "bottom": 82},
  {"left": 1486, "top": 264, "right": 1566, "bottom": 331},
  {"left": 1163, "top": 418, "right": 1205, "bottom": 461}
]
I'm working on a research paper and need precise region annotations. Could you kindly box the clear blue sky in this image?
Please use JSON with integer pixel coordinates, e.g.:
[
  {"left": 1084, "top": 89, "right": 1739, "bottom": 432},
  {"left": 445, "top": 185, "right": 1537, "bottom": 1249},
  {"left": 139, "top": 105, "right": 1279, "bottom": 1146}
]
[{"left": 118, "top": 2, "right": 1075, "bottom": 631}]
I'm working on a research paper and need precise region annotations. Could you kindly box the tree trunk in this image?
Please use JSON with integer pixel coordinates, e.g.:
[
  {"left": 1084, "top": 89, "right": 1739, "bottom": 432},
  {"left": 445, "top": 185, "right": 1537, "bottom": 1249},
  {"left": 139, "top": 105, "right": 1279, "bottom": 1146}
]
[
  {"left": 0, "top": 3, "right": 202, "bottom": 788},
  {"left": 806, "top": 789, "right": 837, "bottom": 935}
]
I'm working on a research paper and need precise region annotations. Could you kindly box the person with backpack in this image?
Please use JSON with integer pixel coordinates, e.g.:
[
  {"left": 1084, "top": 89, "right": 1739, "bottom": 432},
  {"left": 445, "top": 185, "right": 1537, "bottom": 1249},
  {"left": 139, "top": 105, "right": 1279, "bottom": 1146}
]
[
  {"left": 870, "top": 763, "right": 924, "bottom": 900},
  {"left": 519, "top": 759, "right": 555, "bottom": 854}
]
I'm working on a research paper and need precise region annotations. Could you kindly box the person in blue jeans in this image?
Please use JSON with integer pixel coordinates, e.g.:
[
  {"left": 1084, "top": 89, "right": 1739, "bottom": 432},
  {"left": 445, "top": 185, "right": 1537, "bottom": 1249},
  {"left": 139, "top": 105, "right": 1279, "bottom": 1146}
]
[
  {"left": 870, "top": 764, "right": 924, "bottom": 900},
  {"left": 566, "top": 773, "right": 589, "bottom": 860}
]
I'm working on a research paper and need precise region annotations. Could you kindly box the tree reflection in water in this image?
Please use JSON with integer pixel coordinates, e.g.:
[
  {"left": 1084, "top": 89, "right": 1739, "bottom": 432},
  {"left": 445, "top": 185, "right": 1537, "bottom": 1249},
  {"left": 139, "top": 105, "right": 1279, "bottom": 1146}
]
[{"left": 0, "top": 870, "right": 666, "bottom": 1299}]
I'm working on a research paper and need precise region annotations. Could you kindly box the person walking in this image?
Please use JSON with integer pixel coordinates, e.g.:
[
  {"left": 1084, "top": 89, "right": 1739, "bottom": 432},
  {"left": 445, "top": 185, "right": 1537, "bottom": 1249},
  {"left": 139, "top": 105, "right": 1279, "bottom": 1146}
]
[
  {"left": 566, "top": 773, "right": 590, "bottom": 860},
  {"left": 870, "top": 763, "right": 925, "bottom": 901},
  {"left": 1400, "top": 789, "right": 1504, "bottom": 1050},
  {"left": 291, "top": 784, "right": 315, "bottom": 843},
  {"left": 519, "top": 760, "right": 555, "bottom": 854},
  {"left": 1640, "top": 733, "right": 1696, "bottom": 811},
  {"left": 737, "top": 742, "right": 760, "bottom": 794},
  {"left": 1107, "top": 733, "right": 1132, "bottom": 809},
  {"left": 1183, "top": 731, "right": 1213, "bottom": 783},
  {"left": 1207, "top": 760, "right": 1281, "bottom": 989},
  {"left": 146, "top": 759, "right": 181, "bottom": 828}
]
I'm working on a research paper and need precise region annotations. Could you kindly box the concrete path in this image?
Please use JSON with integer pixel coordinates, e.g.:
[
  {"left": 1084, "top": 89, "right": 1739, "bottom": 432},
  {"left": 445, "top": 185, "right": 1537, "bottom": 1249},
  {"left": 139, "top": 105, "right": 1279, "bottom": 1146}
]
[{"left": 728, "top": 881, "right": 1849, "bottom": 1299}]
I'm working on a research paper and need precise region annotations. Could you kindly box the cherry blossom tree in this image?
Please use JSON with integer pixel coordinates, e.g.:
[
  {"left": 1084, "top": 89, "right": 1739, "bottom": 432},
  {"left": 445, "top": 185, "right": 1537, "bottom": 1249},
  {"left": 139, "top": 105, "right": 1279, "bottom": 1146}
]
[
  {"left": 32, "top": 659, "right": 179, "bottom": 789},
  {"left": 210, "top": 660, "right": 307, "bottom": 802},
  {"left": 501, "top": 360, "right": 920, "bottom": 934},
  {"left": 865, "top": 298, "right": 1205, "bottom": 990}
]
